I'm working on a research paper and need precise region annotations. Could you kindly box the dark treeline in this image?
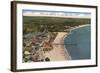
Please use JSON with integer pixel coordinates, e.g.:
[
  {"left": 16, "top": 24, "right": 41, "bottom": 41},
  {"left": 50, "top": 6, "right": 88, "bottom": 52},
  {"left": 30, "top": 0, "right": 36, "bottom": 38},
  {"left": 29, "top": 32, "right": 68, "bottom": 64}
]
[{"left": 23, "top": 16, "right": 90, "bottom": 34}]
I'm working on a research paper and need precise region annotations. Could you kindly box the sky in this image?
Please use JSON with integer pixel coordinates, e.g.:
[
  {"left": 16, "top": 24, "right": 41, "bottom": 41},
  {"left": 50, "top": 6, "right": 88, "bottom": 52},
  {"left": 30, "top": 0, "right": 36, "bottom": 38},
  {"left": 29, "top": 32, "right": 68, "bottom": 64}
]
[{"left": 23, "top": 9, "right": 91, "bottom": 18}]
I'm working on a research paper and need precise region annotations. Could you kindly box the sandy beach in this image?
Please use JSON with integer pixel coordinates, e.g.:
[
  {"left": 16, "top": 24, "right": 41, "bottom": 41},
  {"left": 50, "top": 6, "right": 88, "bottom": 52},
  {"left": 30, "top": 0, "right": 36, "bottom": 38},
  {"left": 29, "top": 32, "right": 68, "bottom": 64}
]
[
  {"left": 44, "top": 32, "right": 71, "bottom": 61},
  {"left": 71, "top": 24, "right": 90, "bottom": 31}
]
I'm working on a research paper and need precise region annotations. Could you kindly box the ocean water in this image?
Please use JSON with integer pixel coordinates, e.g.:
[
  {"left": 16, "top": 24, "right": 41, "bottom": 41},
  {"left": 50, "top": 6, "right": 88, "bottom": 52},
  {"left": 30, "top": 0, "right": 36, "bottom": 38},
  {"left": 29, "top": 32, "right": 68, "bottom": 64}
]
[{"left": 64, "top": 25, "right": 91, "bottom": 60}]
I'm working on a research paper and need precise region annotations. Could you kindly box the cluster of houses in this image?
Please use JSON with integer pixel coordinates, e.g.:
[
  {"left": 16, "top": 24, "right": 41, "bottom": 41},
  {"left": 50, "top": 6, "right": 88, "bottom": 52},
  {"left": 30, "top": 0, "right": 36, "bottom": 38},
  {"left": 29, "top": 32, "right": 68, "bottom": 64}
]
[{"left": 23, "top": 32, "right": 57, "bottom": 62}]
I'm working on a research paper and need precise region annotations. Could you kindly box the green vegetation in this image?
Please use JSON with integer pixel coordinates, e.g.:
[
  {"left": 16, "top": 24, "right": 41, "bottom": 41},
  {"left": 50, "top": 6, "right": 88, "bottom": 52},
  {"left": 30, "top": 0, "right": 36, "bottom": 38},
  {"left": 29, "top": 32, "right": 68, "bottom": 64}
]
[{"left": 23, "top": 16, "right": 90, "bottom": 34}]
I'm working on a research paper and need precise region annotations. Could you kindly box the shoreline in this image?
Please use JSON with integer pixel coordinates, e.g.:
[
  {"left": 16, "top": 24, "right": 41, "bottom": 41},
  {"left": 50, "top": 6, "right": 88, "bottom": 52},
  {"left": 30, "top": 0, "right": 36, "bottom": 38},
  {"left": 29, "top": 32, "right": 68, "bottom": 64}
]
[
  {"left": 44, "top": 31, "right": 74, "bottom": 61},
  {"left": 44, "top": 32, "right": 69, "bottom": 61},
  {"left": 44, "top": 24, "right": 90, "bottom": 61},
  {"left": 63, "top": 24, "right": 90, "bottom": 60},
  {"left": 71, "top": 24, "right": 90, "bottom": 31}
]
